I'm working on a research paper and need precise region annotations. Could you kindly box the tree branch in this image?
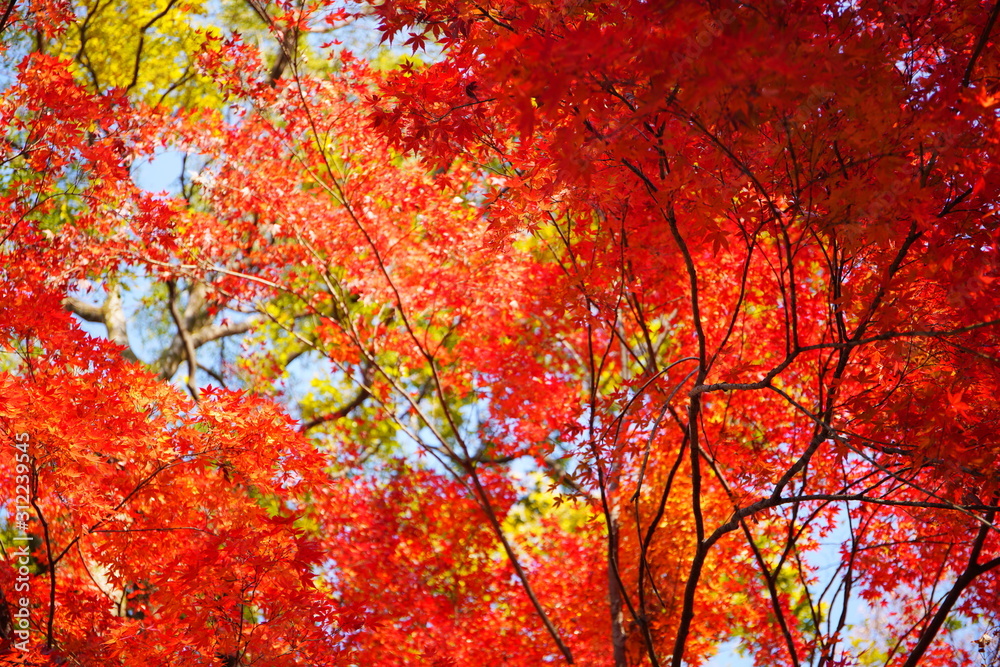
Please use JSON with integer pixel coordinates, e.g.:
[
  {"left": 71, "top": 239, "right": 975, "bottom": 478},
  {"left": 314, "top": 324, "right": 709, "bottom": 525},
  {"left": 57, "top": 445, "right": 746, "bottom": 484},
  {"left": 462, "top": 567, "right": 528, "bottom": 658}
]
[
  {"left": 167, "top": 280, "right": 200, "bottom": 403},
  {"left": 300, "top": 385, "right": 371, "bottom": 432},
  {"left": 153, "top": 317, "right": 258, "bottom": 380},
  {"left": 63, "top": 285, "right": 139, "bottom": 363},
  {"left": 962, "top": 0, "right": 1000, "bottom": 88}
]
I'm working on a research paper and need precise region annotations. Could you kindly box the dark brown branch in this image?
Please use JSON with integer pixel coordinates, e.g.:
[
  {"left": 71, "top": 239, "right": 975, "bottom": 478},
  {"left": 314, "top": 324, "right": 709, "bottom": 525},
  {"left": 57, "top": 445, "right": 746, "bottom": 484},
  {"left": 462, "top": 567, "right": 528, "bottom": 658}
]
[
  {"left": 666, "top": 205, "right": 710, "bottom": 667},
  {"left": 127, "top": 0, "right": 182, "bottom": 91},
  {"left": 28, "top": 461, "right": 56, "bottom": 650},
  {"left": 473, "top": 3, "right": 515, "bottom": 32},
  {"left": 52, "top": 446, "right": 225, "bottom": 568},
  {"left": 197, "top": 363, "right": 227, "bottom": 387},
  {"left": 961, "top": 0, "right": 1000, "bottom": 88},
  {"left": 739, "top": 519, "right": 801, "bottom": 667},
  {"left": 268, "top": 26, "right": 297, "bottom": 83},
  {"left": 467, "top": 468, "right": 576, "bottom": 663},
  {"left": 300, "top": 385, "right": 371, "bottom": 432},
  {"left": 0, "top": 0, "right": 18, "bottom": 34},
  {"left": 901, "top": 505, "right": 998, "bottom": 666},
  {"left": 713, "top": 493, "right": 999, "bottom": 538},
  {"left": 291, "top": 96, "right": 576, "bottom": 662}
]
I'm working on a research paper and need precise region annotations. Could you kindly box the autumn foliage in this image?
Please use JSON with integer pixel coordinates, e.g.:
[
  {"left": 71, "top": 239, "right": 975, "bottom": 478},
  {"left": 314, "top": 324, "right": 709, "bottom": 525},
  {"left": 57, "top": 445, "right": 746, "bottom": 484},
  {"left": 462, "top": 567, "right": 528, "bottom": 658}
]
[{"left": 1, "top": 0, "right": 999, "bottom": 665}]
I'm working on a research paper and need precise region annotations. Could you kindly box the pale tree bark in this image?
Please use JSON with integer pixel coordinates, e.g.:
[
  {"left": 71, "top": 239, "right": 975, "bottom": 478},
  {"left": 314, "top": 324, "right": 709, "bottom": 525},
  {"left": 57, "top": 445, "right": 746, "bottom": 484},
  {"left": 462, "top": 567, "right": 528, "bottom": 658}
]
[
  {"left": 63, "top": 281, "right": 259, "bottom": 381},
  {"left": 63, "top": 283, "right": 138, "bottom": 363}
]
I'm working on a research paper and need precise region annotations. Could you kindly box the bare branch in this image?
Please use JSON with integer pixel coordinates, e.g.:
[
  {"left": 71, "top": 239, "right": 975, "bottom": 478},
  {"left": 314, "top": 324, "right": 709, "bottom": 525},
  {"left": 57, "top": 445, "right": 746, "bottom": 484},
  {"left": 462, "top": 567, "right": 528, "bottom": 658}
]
[
  {"left": 63, "top": 286, "right": 139, "bottom": 363},
  {"left": 62, "top": 296, "right": 103, "bottom": 322},
  {"left": 154, "top": 317, "right": 258, "bottom": 381},
  {"left": 167, "top": 280, "right": 200, "bottom": 403},
  {"left": 962, "top": 0, "right": 1000, "bottom": 88},
  {"left": 300, "top": 385, "right": 371, "bottom": 432}
]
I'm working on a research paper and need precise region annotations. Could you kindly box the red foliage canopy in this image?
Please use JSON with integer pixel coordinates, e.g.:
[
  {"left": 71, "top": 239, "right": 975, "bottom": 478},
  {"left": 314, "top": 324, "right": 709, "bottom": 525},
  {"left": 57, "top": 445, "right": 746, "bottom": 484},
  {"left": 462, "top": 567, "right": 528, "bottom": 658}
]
[{"left": 1, "top": 1, "right": 999, "bottom": 666}]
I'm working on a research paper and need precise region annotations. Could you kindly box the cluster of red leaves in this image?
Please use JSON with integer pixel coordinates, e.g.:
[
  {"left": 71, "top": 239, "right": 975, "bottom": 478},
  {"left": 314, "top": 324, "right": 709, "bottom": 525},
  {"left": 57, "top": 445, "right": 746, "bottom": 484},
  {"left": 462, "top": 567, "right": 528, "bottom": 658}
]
[{"left": 363, "top": 0, "right": 1000, "bottom": 665}]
